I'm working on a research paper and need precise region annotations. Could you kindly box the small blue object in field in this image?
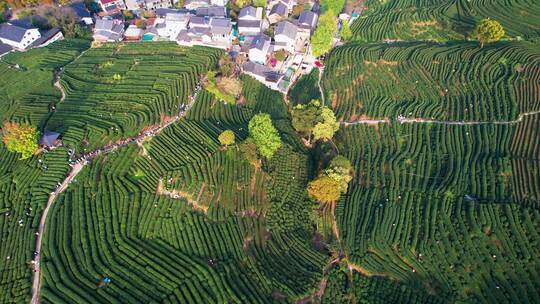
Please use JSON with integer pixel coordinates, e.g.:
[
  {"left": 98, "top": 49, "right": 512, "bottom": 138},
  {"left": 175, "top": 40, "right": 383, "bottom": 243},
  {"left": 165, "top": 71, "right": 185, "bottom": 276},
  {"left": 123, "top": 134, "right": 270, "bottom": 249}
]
[{"left": 103, "top": 277, "right": 111, "bottom": 284}]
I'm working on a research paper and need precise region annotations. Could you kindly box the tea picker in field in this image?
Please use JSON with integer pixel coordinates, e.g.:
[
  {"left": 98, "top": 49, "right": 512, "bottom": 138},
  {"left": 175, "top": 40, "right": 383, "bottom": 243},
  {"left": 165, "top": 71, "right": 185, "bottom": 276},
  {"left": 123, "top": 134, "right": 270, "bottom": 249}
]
[{"left": 97, "top": 277, "right": 111, "bottom": 288}]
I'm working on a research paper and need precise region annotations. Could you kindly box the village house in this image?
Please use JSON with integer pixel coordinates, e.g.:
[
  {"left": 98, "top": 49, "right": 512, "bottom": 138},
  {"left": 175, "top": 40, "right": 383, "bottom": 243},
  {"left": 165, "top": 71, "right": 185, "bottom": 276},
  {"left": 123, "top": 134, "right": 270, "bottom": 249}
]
[
  {"left": 237, "top": 6, "right": 263, "bottom": 36},
  {"left": 296, "top": 10, "right": 318, "bottom": 34},
  {"left": 243, "top": 61, "right": 282, "bottom": 90},
  {"left": 268, "top": 0, "right": 295, "bottom": 11},
  {"left": 98, "top": 0, "right": 125, "bottom": 15},
  {"left": 267, "top": 2, "right": 288, "bottom": 24},
  {"left": 124, "top": 0, "right": 144, "bottom": 10},
  {"left": 124, "top": 25, "right": 143, "bottom": 40},
  {"left": 209, "top": 17, "right": 232, "bottom": 46},
  {"left": 273, "top": 20, "right": 297, "bottom": 53},
  {"left": 156, "top": 12, "right": 190, "bottom": 40},
  {"left": 0, "top": 43, "right": 12, "bottom": 57},
  {"left": 196, "top": 6, "right": 226, "bottom": 18},
  {"left": 0, "top": 22, "right": 41, "bottom": 50},
  {"left": 189, "top": 16, "right": 210, "bottom": 28},
  {"left": 247, "top": 33, "right": 271, "bottom": 64},
  {"left": 40, "top": 131, "right": 61, "bottom": 149},
  {"left": 177, "top": 16, "right": 232, "bottom": 49},
  {"left": 93, "top": 17, "right": 125, "bottom": 42},
  {"left": 144, "top": 0, "right": 174, "bottom": 10},
  {"left": 30, "top": 28, "right": 64, "bottom": 48},
  {"left": 67, "top": 1, "right": 94, "bottom": 26}
]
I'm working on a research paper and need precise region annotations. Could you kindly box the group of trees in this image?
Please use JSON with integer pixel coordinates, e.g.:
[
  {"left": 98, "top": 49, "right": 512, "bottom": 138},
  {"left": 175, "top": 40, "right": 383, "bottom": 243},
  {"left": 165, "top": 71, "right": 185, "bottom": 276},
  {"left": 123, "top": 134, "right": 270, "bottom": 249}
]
[
  {"left": 1, "top": 121, "right": 39, "bottom": 160},
  {"left": 308, "top": 155, "right": 352, "bottom": 204},
  {"left": 291, "top": 99, "right": 339, "bottom": 145},
  {"left": 310, "top": 0, "right": 346, "bottom": 57}
]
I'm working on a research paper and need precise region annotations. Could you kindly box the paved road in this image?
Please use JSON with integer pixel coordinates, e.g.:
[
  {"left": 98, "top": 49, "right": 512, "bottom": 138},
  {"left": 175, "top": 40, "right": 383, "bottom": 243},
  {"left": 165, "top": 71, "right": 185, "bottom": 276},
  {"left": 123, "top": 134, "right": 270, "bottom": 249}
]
[{"left": 30, "top": 81, "right": 202, "bottom": 304}]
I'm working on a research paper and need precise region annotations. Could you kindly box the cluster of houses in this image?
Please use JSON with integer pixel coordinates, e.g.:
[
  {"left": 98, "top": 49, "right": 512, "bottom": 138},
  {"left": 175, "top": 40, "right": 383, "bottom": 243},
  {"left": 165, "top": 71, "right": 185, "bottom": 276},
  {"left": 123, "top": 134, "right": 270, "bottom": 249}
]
[
  {"left": 0, "top": 1, "right": 94, "bottom": 57},
  {"left": 0, "top": 20, "right": 65, "bottom": 56},
  {"left": 0, "top": 0, "right": 328, "bottom": 92},
  {"left": 89, "top": 0, "right": 323, "bottom": 91}
]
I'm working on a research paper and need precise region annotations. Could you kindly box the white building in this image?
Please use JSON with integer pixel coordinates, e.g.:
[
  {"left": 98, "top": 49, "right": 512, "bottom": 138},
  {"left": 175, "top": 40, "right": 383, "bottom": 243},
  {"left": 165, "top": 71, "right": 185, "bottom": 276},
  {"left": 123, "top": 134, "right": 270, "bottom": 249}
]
[
  {"left": 247, "top": 34, "right": 271, "bottom": 64},
  {"left": 274, "top": 21, "right": 297, "bottom": 53},
  {"left": 237, "top": 6, "right": 263, "bottom": 35},
  {"left": 0, "top": 23, "right": 41, "bottom": 50},
  {"left": 156, "top": 13, "right": 191, "bottom": 40}
]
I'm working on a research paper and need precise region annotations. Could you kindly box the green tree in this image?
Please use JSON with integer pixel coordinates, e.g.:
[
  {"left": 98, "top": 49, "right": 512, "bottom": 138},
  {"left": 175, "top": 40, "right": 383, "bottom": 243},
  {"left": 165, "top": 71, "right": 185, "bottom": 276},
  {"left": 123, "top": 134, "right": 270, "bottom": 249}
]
[
  {"left": 476, "top": 19, "right": 505, "bottom": 48},
  {"left": 218, "top": 54, "right": 236, "bottom": 77},
  {"left": 218, "top": 130, "right": 235, "bottom": 147},
  {"left": 308, "top": 175, "right": 341, "bottom": 204},
  {"left": 312, "top": 107, "right": 339, "bottom": 141},
  {"left": 291, "top": 99, "right": 321, "bottom": 140},
  {"left": 240, "top": 138, "right": 259, "bottom": 166},
  {"left": 252, "top": 0, "right": 265, "bottom": 7},
  {"left": 311, "top": 11, "right": 337, "bottom": 57},
  {"left": 324, "top": 166, "right": 352, "bottom": 192},
  {"left": 273, "top": 49, "right": 287, "bottom": 62},
  {"left": 234, "top": 0, "right": 251, "bottom": 8},
  {"left": 1, "top": 122, "right": 39, "bottom": 160},
  {"left": 248, "top": 113, "right": 282, "bottom": 159},
  {"left": 340, "top": 21, "right": 352, "bottom": 41},
  {"left": 330, "top": 155, "right": 351, "bottom": 171}
]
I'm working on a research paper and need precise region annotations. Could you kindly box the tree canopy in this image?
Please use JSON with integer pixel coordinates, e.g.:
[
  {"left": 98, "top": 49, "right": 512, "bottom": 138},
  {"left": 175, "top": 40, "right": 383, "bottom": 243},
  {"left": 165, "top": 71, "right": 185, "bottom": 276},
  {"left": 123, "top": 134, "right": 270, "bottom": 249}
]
[
  {"left": 311, "top": 11, "right": 337, "bottom": 58},
  {"left": 307, "top": 175, "right": 342, "bottom": 204},
  {"left": 248, "top": 114, "right": 282, "bottom": 159},
  {"left": 476, "top": 19, "right": 505, "bottom": 47},
  {"left": 308, "top": 155, "right": 353, "bottom": 204},
  {"left": 291, "top": 100, "right": 322, "bottom": 137},
  {"left": 1, "top": 122, "right": 39, "bottom": 160},
  {"left": 340, "top": 21, "right": 352, "bottom": 42},
  {"left": 218, "top": 130, "right": 235, "bottom": 147},
  {"left": 312, "top": 107, "right": 339, "bottom": 142}
]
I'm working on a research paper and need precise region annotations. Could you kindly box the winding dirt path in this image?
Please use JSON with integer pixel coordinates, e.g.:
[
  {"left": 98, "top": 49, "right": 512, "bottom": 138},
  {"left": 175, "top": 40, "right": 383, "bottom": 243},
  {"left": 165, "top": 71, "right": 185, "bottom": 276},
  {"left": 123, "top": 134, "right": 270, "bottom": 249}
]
[{"left": 30, "top": 81, "right": 202, "bottom": 304}]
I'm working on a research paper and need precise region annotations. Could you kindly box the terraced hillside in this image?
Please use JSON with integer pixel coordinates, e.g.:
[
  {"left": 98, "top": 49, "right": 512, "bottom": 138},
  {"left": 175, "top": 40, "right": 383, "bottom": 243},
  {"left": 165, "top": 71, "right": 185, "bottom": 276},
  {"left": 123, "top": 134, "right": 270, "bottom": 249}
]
[
  {"left": 46, "top": 43, "right": 222, "bottom": 152},
  {"left": 322, "top": 42, "right": 540, "bottom": 122},
  {"left": 39, "top": 77, "right": 326, "bottom": 303},
  {"left": 351, "top": 0, "right": 540, "bottom": 42},
  {"left": 335, "top": 122, "right": 540, "bottom": 302},
  {"left": 0, "top": 39, "right": 90, "bottom": 128},
  {"left": 0, "top": 40, "right": 90, "bottom": 303}
]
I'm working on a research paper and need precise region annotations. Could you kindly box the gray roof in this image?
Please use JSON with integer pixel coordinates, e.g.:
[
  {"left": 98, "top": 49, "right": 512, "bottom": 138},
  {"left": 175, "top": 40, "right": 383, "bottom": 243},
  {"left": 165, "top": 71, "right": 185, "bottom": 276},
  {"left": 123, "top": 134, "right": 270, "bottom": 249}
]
[
  {"left": 166, "top": 12, "right": 190, "bottom": 22},
  {"left": 237, "top": 19, "right": 261, "bottom": 28},
  {"left": 298, "top": 11, "right": 317, "bottom": 28},
  {"left": 250, "top": 33, "right": 270, "bottom": 50},
  {"left": 29, "top": 28, "right": 61, "bottom": 48},
  {"left": 275, "top": 21, "right": 297, "bottom": 39},
  {"left": 269, "top": 3, "right": 287, "bottom": 17},
  {"left": 239, "top": 6, "right": 257, "bottom": 19},
  {"left": 68, "top": 1, "right": 92, "bottom": 18},
  {"left": 95, "top": 18, "right": 114, "bottom": 31},
  {"left": 210, "top": 18, "right": 231, "bottom": 35},
  {"left": 190, "top": 16, "right": 210, "bottom": 27},
  {"left": 189, "top": 27, "right": 212, "bottom": 36},
  {"left": 0, "top": 42, "right": 12, "bottom": 56},
  {"left": 0, "top": 23, "right": 30, "bottom": 43},
  {"left": 155, "top": 8, "right": 189, "bottom": 17},
  {"left": 196, "top": 6, "right": 226, "bottom": 17},
  {"left": 112, "top": 23, "right": 124, "bottom": 34},
  {"left": 243, "top": 61, "right": 281, "bottom": 82},
  {"left": 40, "top": 131, "right": 60, "bottom": 147}
]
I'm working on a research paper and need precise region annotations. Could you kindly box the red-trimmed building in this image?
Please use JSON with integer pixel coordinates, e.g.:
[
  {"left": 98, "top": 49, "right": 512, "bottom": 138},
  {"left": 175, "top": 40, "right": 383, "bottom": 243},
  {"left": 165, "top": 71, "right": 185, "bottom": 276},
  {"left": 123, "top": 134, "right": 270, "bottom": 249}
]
[{"left": 98, "top": 0, "right": 126, "bottom": 15}]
